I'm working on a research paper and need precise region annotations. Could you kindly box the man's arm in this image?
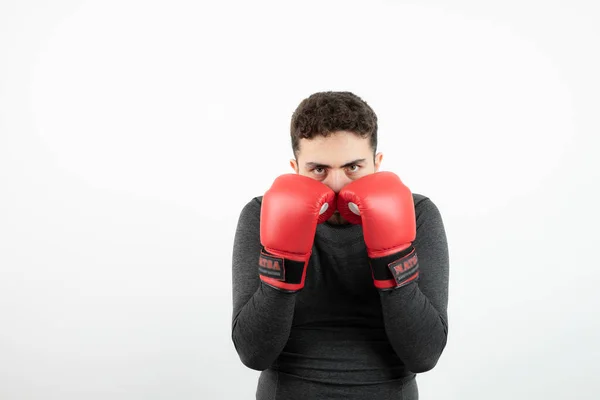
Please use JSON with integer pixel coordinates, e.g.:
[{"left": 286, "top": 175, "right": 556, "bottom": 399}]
[
  {"left": 231, "top": 174, "right": 336, "bottom": 371},
  {"left": 231, "top": 198, "right": 298, "bottom": 371},
  {"left": 337, "top": 172, "right": 450, "bottom": 374},
  {"left": 378, "top": 197, "right": 450, "bottom": 373}
]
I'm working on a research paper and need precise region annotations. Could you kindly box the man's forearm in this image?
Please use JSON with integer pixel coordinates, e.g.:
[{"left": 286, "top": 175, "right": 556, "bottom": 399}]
[
  {"left": 379, "top": 282, "right": 448, "bottom": 373},
  {"left": 232, "top": 282, "right": 298, "bottom": 371}
]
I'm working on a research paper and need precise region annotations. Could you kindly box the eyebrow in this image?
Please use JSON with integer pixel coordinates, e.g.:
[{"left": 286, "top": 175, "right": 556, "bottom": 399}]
[{"left": 304, "top": 159, "right": 367, "bottom": 169}]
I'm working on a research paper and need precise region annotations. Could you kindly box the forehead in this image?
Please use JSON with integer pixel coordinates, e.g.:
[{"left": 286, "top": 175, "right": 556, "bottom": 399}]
[{"left": 297, "top": 131, "right": 372, "bottom": 165}]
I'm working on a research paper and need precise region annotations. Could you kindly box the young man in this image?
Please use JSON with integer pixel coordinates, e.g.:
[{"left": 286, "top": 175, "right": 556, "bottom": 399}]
[{"left": 232, "top": 91, "right": 449, "bottom": 399}]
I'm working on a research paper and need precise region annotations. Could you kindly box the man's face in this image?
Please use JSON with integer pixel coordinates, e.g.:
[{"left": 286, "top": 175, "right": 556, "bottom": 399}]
[{"left": 290, "top": 130, "right": 383, "bottom": 225}]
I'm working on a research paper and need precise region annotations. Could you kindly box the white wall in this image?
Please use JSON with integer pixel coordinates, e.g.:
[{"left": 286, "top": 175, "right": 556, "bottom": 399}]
[{"left": 1, "top": 0, "right": 598, "bottom": 399}]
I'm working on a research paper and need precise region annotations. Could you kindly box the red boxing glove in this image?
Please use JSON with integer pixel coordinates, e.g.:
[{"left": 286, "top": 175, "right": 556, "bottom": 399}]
[
  {"left": 259, "top": 174, "right": 335, "bottom": 292},
  {"left": 337, "top": 172, "right": 419, "bottom": 290}
]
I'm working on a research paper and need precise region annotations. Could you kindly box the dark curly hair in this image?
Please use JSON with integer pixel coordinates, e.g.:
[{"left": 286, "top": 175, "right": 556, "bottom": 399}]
[{"left": 290, "top": 91, "right": 378, "bottom": 159}]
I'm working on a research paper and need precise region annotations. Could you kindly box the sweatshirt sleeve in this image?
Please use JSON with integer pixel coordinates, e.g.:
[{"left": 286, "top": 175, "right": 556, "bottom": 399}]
[
  {"left": 378, "top": 196, "right": 450, "bottom": 373},
  {"left": 231, "top": 197, "right": 299, "bottom": 371}
]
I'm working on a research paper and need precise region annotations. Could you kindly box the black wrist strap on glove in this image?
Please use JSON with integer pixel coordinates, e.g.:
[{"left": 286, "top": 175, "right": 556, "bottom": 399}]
[
  {"left": 258, "top": 246, "right": 306, "bottom": 285},
  {"left": 369, "top": 246, "right": 419, "bottom": 290}
]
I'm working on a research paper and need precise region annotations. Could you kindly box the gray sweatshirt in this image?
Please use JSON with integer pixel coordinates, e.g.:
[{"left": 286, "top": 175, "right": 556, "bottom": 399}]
[{"left": 231, "top": 193, "right": 449, "bottom": 399}]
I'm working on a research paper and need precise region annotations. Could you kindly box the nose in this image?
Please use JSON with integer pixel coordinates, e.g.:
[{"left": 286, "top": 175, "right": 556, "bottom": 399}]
[{"left": 323, "top": 169, "right": 351, "bottom": 194}]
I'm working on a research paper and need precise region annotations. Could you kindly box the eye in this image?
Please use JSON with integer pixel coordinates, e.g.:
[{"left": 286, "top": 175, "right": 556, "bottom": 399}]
[
  {"left": 313, "top": 167, "right": 326, "bottom": 175},
  {"left": 347, "top": 165, "right": 360, "bottom": 173}
]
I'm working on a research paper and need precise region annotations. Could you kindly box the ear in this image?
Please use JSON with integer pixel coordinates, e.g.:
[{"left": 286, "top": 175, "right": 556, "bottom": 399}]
[
  {"left": 374, "top": 152, "right": 383, "bottom": 172},
  {"left": 289, "top": 159, "right": 299, "bottom": 174}
]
